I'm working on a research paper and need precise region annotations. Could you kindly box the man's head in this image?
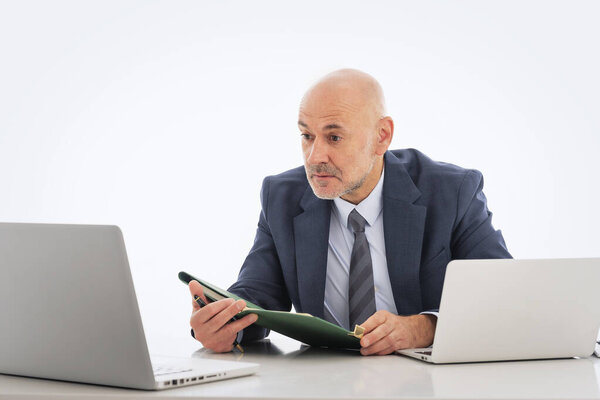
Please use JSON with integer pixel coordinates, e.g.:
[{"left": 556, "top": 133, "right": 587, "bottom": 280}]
[{"left": 298, "top": 69, "right": 394, "bottom": 205}]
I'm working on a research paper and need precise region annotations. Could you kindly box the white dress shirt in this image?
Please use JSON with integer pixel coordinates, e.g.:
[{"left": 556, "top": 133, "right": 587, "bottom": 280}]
[{"left": 324, "top": 170, "right": 399, "bottom": 330}]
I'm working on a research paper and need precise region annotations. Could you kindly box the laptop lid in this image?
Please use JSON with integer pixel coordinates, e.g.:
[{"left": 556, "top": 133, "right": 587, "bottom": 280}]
[
  {"left": 430, "top": 258, "right": 600, "bottom": 363},
  {"left": 0, "top": 222, "right": 157, "bottom": 388}
]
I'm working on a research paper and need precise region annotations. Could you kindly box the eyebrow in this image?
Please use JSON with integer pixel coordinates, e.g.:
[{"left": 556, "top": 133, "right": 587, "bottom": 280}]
[{"left": 297, "top": 120, "right": 344, "bottom": 131}]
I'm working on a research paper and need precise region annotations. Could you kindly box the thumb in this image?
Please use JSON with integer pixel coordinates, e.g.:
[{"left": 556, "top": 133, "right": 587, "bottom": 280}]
[{"left": 189, "top": 280, "right": 209, "bottom": 311}]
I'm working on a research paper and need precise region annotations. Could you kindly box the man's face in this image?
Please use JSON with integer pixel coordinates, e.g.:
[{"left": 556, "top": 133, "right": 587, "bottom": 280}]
[{"left": 298, "top": 90, "right": 378, "bottom": 201}]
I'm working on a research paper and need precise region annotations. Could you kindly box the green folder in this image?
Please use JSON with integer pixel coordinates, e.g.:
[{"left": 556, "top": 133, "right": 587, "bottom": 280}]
[{"left": 179, "top": 271, "right": 362, "bottom": 349}]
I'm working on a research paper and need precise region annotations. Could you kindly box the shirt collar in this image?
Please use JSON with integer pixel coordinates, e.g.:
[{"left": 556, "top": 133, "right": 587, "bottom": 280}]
[{"left": 333, "top": 168, "right": 384, "bottom": 229}]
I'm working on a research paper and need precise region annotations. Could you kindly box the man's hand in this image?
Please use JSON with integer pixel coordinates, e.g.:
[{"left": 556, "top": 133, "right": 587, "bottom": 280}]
[
  {"left": 359, "top": 311, "right": 437, "bottom": 356},
  {"left": 189, "top": 280, "right": 258, "bottom": 353}
]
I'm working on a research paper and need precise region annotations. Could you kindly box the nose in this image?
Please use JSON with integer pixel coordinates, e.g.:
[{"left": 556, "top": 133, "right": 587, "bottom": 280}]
[{"left": 306, "top": 136, "right": 329, "bottom": 165}]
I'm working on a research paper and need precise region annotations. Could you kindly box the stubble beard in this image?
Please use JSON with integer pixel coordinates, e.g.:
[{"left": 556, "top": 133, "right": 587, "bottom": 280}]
[{"left": 307, "top": 154, "right": 377, "bottom": 200}]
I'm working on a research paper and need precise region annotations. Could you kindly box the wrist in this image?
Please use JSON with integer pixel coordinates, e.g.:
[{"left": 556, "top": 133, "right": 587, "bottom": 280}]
[{"left": 407, "top": 314, "right": 437, "bottom": 348}]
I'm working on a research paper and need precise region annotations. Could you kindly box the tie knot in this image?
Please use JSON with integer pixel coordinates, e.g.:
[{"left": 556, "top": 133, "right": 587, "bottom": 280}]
[{"left": 348, "top": 209, "right": 367, "bottom": 233}]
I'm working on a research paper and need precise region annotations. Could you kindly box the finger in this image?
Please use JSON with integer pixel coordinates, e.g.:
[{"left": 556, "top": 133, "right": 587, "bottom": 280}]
[
  {"left": 361, "top": 336, "right": 393, "bottom": 356},
  {"left": 362, "top": 327, "right": 411, "bottom": 356},
  {"left": 191, "top": 298, "right": 236, "bottom": 326},
  {"left": 190, "top": 301, "right": 237, "bottom": 345},
  {"left": 205, "top": 299, "right": 247, "bottom": 332},
  {"left": 204, "top": 313, "right": 259, "bottom": 353},
  {"left": 216, "top": 313, "right": 259, "bottom": 338},
  {"left": 361, "top": 322, "right": 393, "bottom": 348},
  {"left": 359, "top": 311, "right": 387, "bottom": 335},
  {"left": 188, "top": 280, "right": 209, "bottom": 310}
]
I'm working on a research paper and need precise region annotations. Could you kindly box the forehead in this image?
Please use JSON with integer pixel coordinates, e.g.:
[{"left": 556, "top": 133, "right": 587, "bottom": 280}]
[{"left": 298, "top": 91, "right": 365, "bottom": 130}]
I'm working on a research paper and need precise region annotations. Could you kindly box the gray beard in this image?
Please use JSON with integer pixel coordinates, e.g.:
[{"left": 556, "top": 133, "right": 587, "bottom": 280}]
[{"left": 311, "top": 156, "right": 376, "bottom": 200}]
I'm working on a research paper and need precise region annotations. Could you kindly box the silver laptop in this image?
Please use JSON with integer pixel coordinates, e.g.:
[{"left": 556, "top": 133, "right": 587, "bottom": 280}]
[
  {"left": 0, "top": 222, "right": 258, "bottom": 390},
  {"left": 398, "top": 258, "right": 600, "bottom": 364}
]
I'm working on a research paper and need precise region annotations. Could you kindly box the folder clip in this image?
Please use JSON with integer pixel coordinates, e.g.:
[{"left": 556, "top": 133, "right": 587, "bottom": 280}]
[{"left": 349, "top": 325, "right": 365, "bottom": 339}]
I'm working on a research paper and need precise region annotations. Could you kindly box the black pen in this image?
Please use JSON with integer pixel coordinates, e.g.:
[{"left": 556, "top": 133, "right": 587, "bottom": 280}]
[{"left": 194, "top": 294, "right": 244, "bottom": 353}]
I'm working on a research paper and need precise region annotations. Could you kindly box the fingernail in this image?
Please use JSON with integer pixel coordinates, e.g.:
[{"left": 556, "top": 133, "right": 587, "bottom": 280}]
[
  {"left": 237, "top": 302, "right": 245, "bottom": 311},
  {"left": 363, "top": 339, "right": 369, "bottom": 347}
]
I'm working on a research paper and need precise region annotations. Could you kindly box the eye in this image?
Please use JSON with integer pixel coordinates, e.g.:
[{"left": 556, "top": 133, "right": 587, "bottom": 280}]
[
  {"left": 300, "top": 133, "right": 313, "bottom": 141},
  {"left": 330, "top": 135, "right": 342, "bottom": 142}
]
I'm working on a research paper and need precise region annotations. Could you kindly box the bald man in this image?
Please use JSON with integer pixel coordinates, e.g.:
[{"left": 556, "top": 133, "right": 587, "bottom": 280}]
[{"left": 189, "top": 69, "right": 511, "bottom": 355}]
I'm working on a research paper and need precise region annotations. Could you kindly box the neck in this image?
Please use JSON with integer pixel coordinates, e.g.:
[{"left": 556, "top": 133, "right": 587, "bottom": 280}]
[{"left": 341, "top": 157, "right": 384, "bottom": 205}]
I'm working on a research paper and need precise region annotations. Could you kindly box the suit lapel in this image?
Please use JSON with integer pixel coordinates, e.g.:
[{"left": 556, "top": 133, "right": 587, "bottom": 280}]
[
  {"left": 382, "top": 152, "right": 427, "bottom": 315},
  {"left": 293, "top": 186, "right": 332, "bottom": 318}
]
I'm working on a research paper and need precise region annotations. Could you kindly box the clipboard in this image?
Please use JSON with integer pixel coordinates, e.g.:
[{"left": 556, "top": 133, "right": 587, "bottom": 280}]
[{"left": 179, "top": 271, "right": 363, "bottom": 349}]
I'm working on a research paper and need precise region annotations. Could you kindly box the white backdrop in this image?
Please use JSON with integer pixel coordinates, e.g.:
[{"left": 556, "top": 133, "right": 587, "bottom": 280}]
[{"left": 1, "top": 1, "right": 598, "bottom": 346}]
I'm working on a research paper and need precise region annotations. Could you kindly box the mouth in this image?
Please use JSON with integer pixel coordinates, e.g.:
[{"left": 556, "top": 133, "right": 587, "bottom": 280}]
[{"left": 312, "top": 174, "right": 336, "bottom": 179}]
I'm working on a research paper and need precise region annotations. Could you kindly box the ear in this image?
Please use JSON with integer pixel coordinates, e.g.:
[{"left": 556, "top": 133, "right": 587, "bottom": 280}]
[{"left": 374, "top": 117, "right": 394, "bottom": 156}]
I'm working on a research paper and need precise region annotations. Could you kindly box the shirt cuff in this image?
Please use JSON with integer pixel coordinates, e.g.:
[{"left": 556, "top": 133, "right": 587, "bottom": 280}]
[{"left": 419, "top": 311, "right": 439, "bottom": 318}]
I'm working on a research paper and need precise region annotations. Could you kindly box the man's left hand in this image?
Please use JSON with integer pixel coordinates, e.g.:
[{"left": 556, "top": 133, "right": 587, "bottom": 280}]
[{"left": 359, "top": 311, "right": 437, "bottom": 356}]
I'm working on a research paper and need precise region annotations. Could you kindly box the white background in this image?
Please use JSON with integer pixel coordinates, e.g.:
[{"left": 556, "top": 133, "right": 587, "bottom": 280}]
[{"left": 1, "top": 1, "right": 598, "bottom": 347}]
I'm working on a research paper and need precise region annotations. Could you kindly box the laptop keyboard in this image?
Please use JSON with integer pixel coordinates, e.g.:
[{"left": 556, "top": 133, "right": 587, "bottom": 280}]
[{"left": 153, "top": 364, "right": 192, "bottom": 377}]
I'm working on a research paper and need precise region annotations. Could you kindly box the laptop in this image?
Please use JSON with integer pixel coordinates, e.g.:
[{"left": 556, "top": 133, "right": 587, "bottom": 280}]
[
  {"left": 0, "top": 222, "right": 259, "bottom": 390},
  {"left": 398, "top": 258, "right": 600, "bottom": 364}
]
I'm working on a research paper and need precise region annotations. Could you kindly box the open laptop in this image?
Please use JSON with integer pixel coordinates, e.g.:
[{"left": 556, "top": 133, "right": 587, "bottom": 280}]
[
  {"left": 398, "top": 258, "right": 600, "bottom": 364},
  {"left": 0, "top": 222, "right": 258, "bottom": 390}
]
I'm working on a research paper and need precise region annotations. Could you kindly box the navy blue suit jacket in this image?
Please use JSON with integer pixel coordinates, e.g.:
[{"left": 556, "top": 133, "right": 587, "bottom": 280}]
[{"left": 229, "top": 149, "right": 511, "bottom": 342}]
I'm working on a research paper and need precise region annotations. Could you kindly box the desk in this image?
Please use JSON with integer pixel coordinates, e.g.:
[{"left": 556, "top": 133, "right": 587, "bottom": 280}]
[{"left": 1, "top": 332, "right": 599, "bottom": 400}]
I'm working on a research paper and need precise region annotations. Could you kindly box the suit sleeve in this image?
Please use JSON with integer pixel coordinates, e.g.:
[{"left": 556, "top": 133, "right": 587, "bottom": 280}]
[
  {"left": 450, "top": 170, "right": 512, "bottom": 259},
  {"left": 227, "top": 177, "right": 292, "bottom": 343}
]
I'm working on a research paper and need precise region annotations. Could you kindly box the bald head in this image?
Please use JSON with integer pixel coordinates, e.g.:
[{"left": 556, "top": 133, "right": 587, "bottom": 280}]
[{"left": 300, "top": 69, "right": 387, "bottom": 121}]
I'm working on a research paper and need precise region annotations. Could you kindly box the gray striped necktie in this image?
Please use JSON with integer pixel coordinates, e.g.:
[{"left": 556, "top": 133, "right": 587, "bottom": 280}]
[{"left": 348, "top": 209, "right": 376, "bottom": 329}]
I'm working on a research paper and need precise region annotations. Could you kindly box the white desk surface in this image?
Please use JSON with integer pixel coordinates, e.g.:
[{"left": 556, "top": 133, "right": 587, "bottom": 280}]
[{"left": 1, "top": 332, "right": 599, "bottom": 400}]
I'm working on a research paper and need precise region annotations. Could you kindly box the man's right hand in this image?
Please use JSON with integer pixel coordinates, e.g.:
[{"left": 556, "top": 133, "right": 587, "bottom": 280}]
[{"left": 188, "top": 280, "right": 258, "bottom": 353}]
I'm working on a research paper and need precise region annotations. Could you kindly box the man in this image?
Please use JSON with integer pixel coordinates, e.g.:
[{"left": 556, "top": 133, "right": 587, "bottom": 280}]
[{"left": 189, "top": 69, "right": 511, "bottom": 355}]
